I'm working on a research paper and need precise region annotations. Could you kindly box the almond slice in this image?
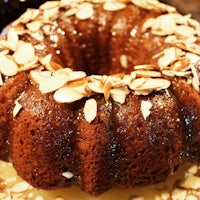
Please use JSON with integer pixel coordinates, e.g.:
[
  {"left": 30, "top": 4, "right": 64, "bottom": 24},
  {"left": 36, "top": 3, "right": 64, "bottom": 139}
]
[
  {"left": 120, "top": 54, "right": 128, "bottom": 68},
  {"left": 10, "top": 181, "right": 30, "bottom": 194},
  {"left": 0, "top": 73, "right": 3, "bottom": 86},
  {"left": 7, "top": 28, "right": 19, "bottom": 51},
  {"left": 54, "top": 85, "right": 85, "bottom": 103},
  {"left": 62, "top": 171, "right": 74, "bottom": 179},
  {"left": 103, "top": 1, "right": 126, "bottom": 11},
  {"left": 68, "top": 71, "right": 86, "bottom": 81},
  {"left": 76, "top": 3, "right": 94, "bottom": 20},
  {"left": 141, "top": 100, "right": 152, "bottom": 120},
  {"left": 129, "top": 78, "right": 171, "bottom": 91},
  {"left": 135, "top": 70, "right": 161, "bottom": 78},
  {"left": 0, "top": 56, "right": 18, "bottom": 76},
  {"left": 13, "top": 100, "right": 22, "bottom": 117},
  {"left": 110, "top": 87, "right": 130, "bottom": 104},
  {"left": 39, "top": 73, "right": 69, "bottom": 93},
  {"left": 83, "top": 98, "right": 97, "bottom": 123},
  {"left": 13, "top": 41, "right": 35, "bottom": 65}
]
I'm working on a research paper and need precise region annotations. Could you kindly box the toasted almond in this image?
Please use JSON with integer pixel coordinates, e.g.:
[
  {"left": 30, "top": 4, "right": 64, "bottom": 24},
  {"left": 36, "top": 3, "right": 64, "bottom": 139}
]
[
  {"left": 54, "top": 85, "right": 85, "bottom": 103},
  {"left": 171, "top": 188, "right": 187, "bottom": 200},
  {"left": 87, "top": 81, "right": 104, "bottom": 94},
  {"left": 40, "top": 1, "right": 60, "bottom": 10},
  {"left": 178, "top": 175, "right": 200, "bottom": 190},
  {"left": 170, "top": 57, "right": 190, "bottom": 71},
  {"left": 18, "top": 56, "right": 39, "bottom": 72},
  {"left": 159, "top": 14, "right": 176, "bottom": 35},
  {"left": 43, "top": 7, "right": 59, "bottom": 20},
  {"left": 26, "top": 21, "right": 42, "bottom": 32},
  {"left": 175, "top": 25, "right": 196, "bottom": 39},
  {"left": 10, "top": 181, "right": 30, "bottom": 193},
  {"left": 0, "top": 49, "right": 9, "bottom": 57},
  {"left": 128, "top": 78, "right": 146, "bottom": 89},
  {"left": 62, "top": 171, "right": 74, "bottom": 179},
  {"left": 103, "top": 78, "right": 113, "bottom": 101},
  {"left": 83, "top": 98, "right": 97, "bottom": 123},
  {"left": 135, "top": 70, "right": 161, "bottom": 78},
  {"left": 142, "top": 18, "right": 155, "bottom": 32},
  {"left": 39, "top": 73, "right": 69, "bottom": 93},
  {"left": 141, "top": 100, "right": 152, "bottom": 120},
  {"left": 0, "top": 56, "right": 18, "bottom": 76},
  {"left": 18, "top": 9, "right": 33, "bottom": 24},
  {"left": 13, "top": 41, "right": 35, "bottom": 65},
  {"left": 76, "top": 3, "right": 94, "bottom": 20},
  {"left": 134, "top": 64, "right": 158, "bottom": 70},
  {"left": 13, "top": 100, "right": 22, "bottom": 117},
  {"left": 129, "top": 78, "right": 171, "bottom": 91},
  {"left": 103, "top": 1, "right": 126, "bottom": 11},
  {"left": 120, "top": 54, "right": 128, "bottom": 68},
  {"left": 7, "top": 28, "right": 19, "bottom": 51},
  {"left": 0, "top": 73, "right": 3, "bottom": 86},
  {"left": 68, "top": 71, "right": 86, "bottom": 81},
  {"left": 158, "top": 47, "right": 177, "bottom": 69},
  {"left": 110, "top": 87, "right": 130, "bottom": 104},
  {"left": 50, "top": 61, "right": 64, "bottom": 70},
  {"left": 30, "top": 70, "right": 52, "bottom": 84},
  {"left": 65, "top": 8, "right": 78, "bottom": 17}
]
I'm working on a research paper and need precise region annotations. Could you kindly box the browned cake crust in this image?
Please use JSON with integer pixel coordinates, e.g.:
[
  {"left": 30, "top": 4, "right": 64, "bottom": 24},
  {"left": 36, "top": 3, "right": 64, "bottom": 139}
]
[{"left": 0, "top": 0, "right": 199, "bottom": 196}]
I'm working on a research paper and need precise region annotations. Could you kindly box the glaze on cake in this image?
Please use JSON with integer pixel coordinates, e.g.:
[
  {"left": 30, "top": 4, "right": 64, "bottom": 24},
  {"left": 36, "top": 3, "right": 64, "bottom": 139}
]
[{"left": 0, "top": 0, "right": 199, "bottom": 196}]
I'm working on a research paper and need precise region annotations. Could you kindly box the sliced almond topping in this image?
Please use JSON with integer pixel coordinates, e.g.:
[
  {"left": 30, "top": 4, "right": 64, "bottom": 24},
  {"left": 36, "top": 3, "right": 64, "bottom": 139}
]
[
  {"left": 159, "top": 14, "right": 176, "bottom": 35},
  {"left": 110, "top": 87, "right": 130, "bottom": 104},
  {"left": 18, "top": 56, "right": 39, "bottom": 72},
  {"left": 67, "top": 79, "right": 88, "bottom": 95},
  {"left": 178, "top": 175, "right": 200, "bottom": 190},
  {"left": 103, "top": 78, "right": 113, "bottom": 101},
  {"left": 7, "top": 28, "right": 19, "bottom": 51},
  {"left": 135, "top": 70, "right": 161, "bottom": 78},
  {"left": 103, "top": 1, "right": 126, "bottom": 11},
  {"left": 13, "top": 100, "right": 22, "bottom": 117},
  {"left": 175, "top": 25, "right": 196, "bottom": 39},
  {"left": 18, "top": 9, "right": 34, "bottom": 24},
  {"left": 62, "top": 171, "right": 74, "bottom": 179},
  {"left": 0, "top": 56, "right": 18, "bottom": 76},
  {"left": 129, "top": 78, "right": 171, "bottom": 91},
  {"left": 43, "top": 7, "right": 59, "bottom": 20},
  {"left": 0, "top": 50, "right": 9, "bottom": 57},
  {"left": 83, "top": 98, "right": 97, "bottom": 123},
  {"left": 68, "top": 71, "right": 86, "bottom": 81},
  {"left": 10, "top": 181, "right": 30, "bottom": 194},
  {"left": 87, "top": 81, "right": 104, "bottom": 94},
  {"left": 54, "top": 85, "right": 84, "bottom": 103},
  {"left": 39, "top": 73, "right": 69, "bottom": 93},
  {"left": 76, "top": 3, "right": 94, "bottom": 20},
  {"left": 158, "top": 47, "right": 177, "bottom": 69},
  {"left": 171, "top": 189, "right": 187, "bottom": 200},
  {"left": 134, "top": 64, "right": 158, "bottom": 70},
  {"left": 129, "top": 78, "right": 146, "bottom": 90},
  {"left": 26, "top": 21, "right": 42, "bottom": 32},
  {"left": 141, "top": 100, "right": 152, "bottom": 120},
  {"left": 0, "top": 73, "right": 3, "bottom": 86},
  {"left": 39, "top": 1, "right": 60, "bottom": 10},
  {"left": 13, "top": 41, "right": 35, "bottom": 65},
  {"left": 170, "top": 57, "right": 190, "bottom": 71},
  {"left": 30, "top": 70, "right": 52, "bottom": 84},
  {"left": 65, "top": 8, "right": 78, "bottom": 17},
  {"left": 142, "top": 18, "right": 155, "bottom": 32},
  {"left": 120, "top": 54, "right": 128, "bottom": 68}
]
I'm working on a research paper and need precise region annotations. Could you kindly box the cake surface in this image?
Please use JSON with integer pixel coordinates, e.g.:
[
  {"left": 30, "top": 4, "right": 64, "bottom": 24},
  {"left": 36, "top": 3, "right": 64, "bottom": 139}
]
[{"left": 0, "top": 0, "right": 200, "bottom": 196}]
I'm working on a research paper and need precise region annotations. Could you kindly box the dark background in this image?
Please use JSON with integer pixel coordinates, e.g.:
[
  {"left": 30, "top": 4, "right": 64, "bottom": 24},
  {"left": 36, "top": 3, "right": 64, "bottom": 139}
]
[{"left": 0, "top": 0, "right": 200, "bottom": 32}]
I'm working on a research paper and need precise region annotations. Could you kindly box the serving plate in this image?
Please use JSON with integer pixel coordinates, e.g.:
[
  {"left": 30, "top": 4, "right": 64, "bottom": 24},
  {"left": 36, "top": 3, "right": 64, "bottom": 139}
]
[{"left": 1, "top": 160, "right": 200, "bottom": 200}]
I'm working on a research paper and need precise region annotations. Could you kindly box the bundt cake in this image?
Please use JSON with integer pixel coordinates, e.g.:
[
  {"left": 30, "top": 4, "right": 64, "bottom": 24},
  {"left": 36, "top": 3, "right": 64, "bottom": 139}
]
[{"left": 0, "top": 0, "right": 199, "bottom": 196}]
